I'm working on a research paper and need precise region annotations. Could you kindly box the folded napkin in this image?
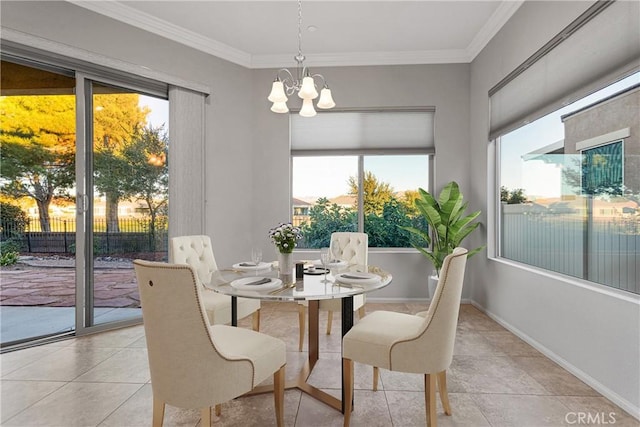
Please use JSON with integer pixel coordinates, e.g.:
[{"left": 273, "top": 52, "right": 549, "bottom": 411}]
[
  {"left": 341, "top": 274, "right": 369, "bottom": 280},
  {"left": 239, "top": 262, "right": 257, "bottom": 267},
  {"left": 243, "top": 277, "right": 271, "bottom": 286}
]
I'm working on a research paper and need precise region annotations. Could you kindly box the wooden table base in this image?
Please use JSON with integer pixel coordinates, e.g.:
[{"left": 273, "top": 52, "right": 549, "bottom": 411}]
[{"left": 244, "top": 298, "right": 353, "bottom": 413}]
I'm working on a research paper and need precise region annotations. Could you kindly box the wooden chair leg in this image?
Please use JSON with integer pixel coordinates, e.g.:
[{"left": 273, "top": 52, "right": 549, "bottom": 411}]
[
  {"left": 215, "top": 404, "right": 221, "bottom": 417},
  {"left": 152, "top": 398, "right": 165, "bottom": 427},
  {"left": 437, "top": 370, "right": 451, "bottom": 416},
  {"left": 298, "top": 305, "right": 306, "bottom": 351},
  {"left": 343, "top": 358, "right": 354, "bottom": 427},
  {"left": 326, "top": 310, "right": 333, "bottom": 335},
  {"left": 358, "top": 306, "right": 366, "bottom": 319},
  {"left": 200, "top": 407, "right": 211, "bottom": 427},
  {"left": 372, "top": 366, "right": 379, "bottom": 391},
  {"left": 274, "top": 365, "right": 285, "bottom": 427},
  {"left": 252, "top": 309, "right": 261, "bottom": 331},
  {"left": 424, "top": 373, "right": 437, "bottom": 427}
]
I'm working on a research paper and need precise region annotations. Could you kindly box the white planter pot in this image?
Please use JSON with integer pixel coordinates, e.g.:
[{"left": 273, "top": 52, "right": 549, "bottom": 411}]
[{"left": 428, "top": 274, "right": 439, "bottom": 299}]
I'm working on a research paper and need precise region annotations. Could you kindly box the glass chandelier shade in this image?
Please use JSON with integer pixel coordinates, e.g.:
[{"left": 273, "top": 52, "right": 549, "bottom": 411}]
[
  {"left": 298, "top": 76, "right": 319, "bottom": 100},
  {"left": 268, "top": 0, "right": 335, "bottom": 116},
  {"left": 317, "top": 88, "right": 335, "bottom": 109},
  {"left": 270, "top": 101, "right": 290, "bottom": 114},
  {"left": 268, "top": 81, "right": 288, "bottom": 103},
  {"left": 299, "top": 98, "right": 317, "bottom": 117}
]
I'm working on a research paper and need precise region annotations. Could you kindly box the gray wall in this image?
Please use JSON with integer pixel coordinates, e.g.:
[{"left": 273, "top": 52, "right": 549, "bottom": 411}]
[{"left": 469, "top": 0, "right": 640, "bottom": 415}]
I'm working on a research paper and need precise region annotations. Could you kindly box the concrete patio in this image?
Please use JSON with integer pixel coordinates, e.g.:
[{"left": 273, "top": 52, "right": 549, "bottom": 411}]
[{"left": 1, "top": 259, "right": 140, "bottom": 344}]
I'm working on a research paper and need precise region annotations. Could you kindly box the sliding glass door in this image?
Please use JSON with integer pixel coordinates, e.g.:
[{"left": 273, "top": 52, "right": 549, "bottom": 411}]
[
  {"left": 0, "top": 59, "right": 78, "bottom": 344},
  {"left": 77, "top": 78, "right": 169, "bottom": 332},
  {"left": 0, "top": 58, "right": 169, "bottom": 347}
]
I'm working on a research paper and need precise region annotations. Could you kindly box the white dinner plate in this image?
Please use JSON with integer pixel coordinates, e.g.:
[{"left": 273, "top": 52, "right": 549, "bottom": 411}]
[
  {"left": 334, "top": 272, "right": 381, "bottom": 285},
  {"left": 232, "top": 262, "right": 272, "bottom": 271},
  {"left": 230, "top": 277, "right": 282, "bottom": 291}
]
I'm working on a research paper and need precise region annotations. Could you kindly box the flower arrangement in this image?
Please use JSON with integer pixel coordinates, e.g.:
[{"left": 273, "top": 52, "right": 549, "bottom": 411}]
[{"left": 269, "top": 222, "right": 303, "bottom": 254}]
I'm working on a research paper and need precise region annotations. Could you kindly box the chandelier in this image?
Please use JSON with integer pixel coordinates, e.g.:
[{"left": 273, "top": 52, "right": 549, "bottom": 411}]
[{"left": 267, "top": 0, "right": 335, "bottom": 117}]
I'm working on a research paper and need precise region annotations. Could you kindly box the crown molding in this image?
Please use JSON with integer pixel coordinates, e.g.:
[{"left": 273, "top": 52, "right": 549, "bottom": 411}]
[
  {"left": 68, "top": 0, "right": 521, "bottom": 69},
  {"left": 251, "top": 49, "right": 471, "bottom": 69},
  {"left": 466, "top": 0, "right": 525, "bottom": 60},
  {"left": 67, "top": 0, "right": 252, "bottom": 68}
]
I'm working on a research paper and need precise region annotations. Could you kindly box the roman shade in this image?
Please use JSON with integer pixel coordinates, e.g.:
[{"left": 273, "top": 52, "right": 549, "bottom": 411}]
[
  {"left": 489, "top": 1, "right": 640, "bottom": 140},
  {"left": 291, "top": 109, "right": 435, "bottom": 155}
]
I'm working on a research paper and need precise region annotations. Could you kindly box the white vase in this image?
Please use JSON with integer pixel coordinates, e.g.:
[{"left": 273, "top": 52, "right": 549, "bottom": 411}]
[
  {"left": 278, "top": 252, "right": 294, "bottom": 284},
  {"left": 428, "top": 274, "right": 439, "bottom": 300}
]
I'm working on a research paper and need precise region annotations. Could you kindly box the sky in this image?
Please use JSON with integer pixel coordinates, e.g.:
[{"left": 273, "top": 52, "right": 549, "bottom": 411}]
[
  {"left": 292, "top": 155, "right": 429, "bottom": 200},
  {"left": 139, "top": 95, "right": 169, "bottom": 128}
]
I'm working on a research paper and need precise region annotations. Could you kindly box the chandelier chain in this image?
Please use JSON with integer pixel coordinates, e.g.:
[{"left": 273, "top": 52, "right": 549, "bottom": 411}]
[{"left": 297, "top": 0, "right": 303, "bottom": 60}]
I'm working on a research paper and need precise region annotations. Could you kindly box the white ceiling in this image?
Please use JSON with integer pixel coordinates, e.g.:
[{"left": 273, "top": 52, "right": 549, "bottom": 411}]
[{"left": 69, "top": 1, "right": 524, "bottom": 69}]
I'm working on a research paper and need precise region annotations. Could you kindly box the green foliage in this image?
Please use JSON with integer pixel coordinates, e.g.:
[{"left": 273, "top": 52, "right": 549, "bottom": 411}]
[
  {"left": 365, "top": 199, "right": 427, "bottom": 248},
  {"left": 348, "top": 171, "right": 395, "bottom": 215},
  {"left": 1, "top": 238, "right": 22, "bottom": 254},
  {"left": 300, "top": 198, "right": 357, "bottom": 248},
  {"left": 500, "top": 186, "right": 528, "bottom": 204},
  {"left": 1, "top": 202, "right": 28, "bottom": 238},
  {"left": 0, "top": 250, "right": 19, "bottom": 267},
  {"left": 401, "top": 181, "right": 484, "bottom": 275},
  {"left": 269, "top": 222, "right": 303, "bottom": 253}
]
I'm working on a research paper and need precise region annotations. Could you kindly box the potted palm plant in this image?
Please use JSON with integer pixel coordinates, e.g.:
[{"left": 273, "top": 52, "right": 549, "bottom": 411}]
[{"left": 401, "top": 181, "right": 484, "bottom": 298}]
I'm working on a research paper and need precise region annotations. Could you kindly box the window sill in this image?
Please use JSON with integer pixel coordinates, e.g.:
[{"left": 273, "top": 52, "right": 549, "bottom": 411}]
[{"left": 489, "top": 256, "right": 640, "bottom": 304}]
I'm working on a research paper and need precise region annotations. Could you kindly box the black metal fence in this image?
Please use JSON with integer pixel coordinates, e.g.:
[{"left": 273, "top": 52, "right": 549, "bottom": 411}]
[{"left": 1, "top": 217, "right": 167, "bottom": 255}]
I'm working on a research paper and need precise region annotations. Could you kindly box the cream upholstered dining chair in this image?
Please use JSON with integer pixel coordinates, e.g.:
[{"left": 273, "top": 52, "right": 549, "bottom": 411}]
[
  {"left": 297, "top": 232, "right": 368, "bottom": 351},
  {"left": 342, "top": 247, "right": 468, "bottom": 427},
  {"left": 170, "top": 235, "right": 261, "bottom": 330},
  {"left": 133, "top": 260, "right": 286, "bottom": 427}
]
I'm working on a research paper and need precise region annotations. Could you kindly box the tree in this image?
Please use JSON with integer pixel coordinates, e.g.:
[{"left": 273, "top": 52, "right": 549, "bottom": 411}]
[
  {"left": 347, "top": 171, "right": 395, "bottom": 215},
  {"left": 92, "top": 94, "right": 150, "bottom": 232},
  {"left": 400, "top": 189, "right": 421, "bottom": 216},
  {"left": 0, "top": 93, "right": 149, "bottom": 232},
  {"left": 300, "top": 198, "right": 356, "bottom": 248},
  {"left": 0, "top": 95, "right": 76, "bottom": 231},
  {"left": 120, "top": 125, "right": 168, "bottom": 250}
]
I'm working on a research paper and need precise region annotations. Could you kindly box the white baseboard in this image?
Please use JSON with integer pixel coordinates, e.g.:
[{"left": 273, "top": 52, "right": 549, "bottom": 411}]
[{"left": 470, "top": 301, "right": 640, "bottom": 421}]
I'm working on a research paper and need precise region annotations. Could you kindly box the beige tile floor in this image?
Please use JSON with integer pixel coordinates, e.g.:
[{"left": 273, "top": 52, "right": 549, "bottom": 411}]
[{"left": 1, "top": 302, "right": 637, "bottom": 427}]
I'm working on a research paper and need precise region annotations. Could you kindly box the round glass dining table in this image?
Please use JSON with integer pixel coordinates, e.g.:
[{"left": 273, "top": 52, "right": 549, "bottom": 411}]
[{"left": 205, "top": 263, "right": 392, "bottom": 413}]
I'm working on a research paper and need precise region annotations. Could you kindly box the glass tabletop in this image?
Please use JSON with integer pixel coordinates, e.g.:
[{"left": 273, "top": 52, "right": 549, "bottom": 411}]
[{"left": 205, "top": 264, "right": 392, "bottom": 301}]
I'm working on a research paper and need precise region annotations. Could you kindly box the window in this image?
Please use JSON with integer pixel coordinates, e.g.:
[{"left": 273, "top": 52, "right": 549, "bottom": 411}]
[
  {"left": 497, "top": 76, "right": 639, "bottom": 294},
  {"left": 580, "top": 141, "right": 623, "bottom": 196},
  {"left": 490, "top": 0, "right": 639, "bottom": 294},
  {"left": 290, "top": 110, "right": 433, "bottom": 249}
]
